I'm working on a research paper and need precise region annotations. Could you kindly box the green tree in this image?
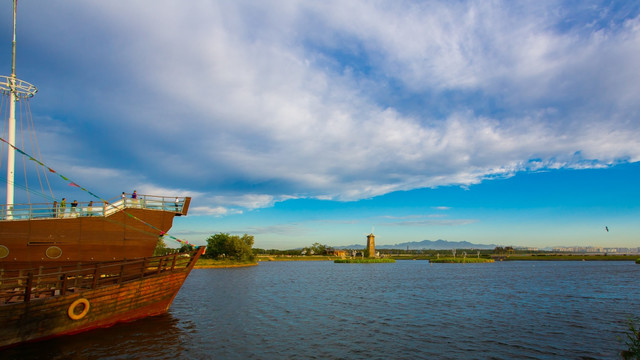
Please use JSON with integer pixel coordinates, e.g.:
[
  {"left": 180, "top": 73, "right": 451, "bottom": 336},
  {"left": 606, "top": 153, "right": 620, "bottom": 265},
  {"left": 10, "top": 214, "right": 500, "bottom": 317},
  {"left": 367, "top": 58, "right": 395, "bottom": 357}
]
[
  {"left": 179, "top": 243, "right": 193, "bottom": 253},
  {"left": 312, "top": 242, "right": 328, "bottom": 255},
  {"left": 205, "top": 233, "right": 227, "bottom": 258},
  {"left": 205, "top": 233, "right": 255, "bottom": 261},
  {"left": 154, "top": 237, "right": 169, "bottom": 256},
  {"left": 505, "top": 246, "right": 515, "bottom": 256},
  {"left": 302, "top": 242, "right": 329, "bottom": 255}
]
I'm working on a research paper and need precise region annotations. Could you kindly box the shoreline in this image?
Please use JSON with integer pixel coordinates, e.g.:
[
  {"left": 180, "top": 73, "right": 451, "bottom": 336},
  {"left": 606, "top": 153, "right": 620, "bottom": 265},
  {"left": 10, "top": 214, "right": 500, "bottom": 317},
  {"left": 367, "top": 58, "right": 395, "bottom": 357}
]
[
  {"left": 192, "top": 254, "right": 640, "bottom": 268},
  {"left": 194, "top": 263, "right": 258, "bottom": 269}
]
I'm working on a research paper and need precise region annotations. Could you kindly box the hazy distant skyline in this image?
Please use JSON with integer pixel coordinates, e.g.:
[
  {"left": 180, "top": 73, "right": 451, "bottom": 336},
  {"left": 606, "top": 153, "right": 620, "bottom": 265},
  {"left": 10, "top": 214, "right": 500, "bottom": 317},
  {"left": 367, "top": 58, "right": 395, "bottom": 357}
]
[{"left": 1, "top": 1, "right": 639, "bottom": 249}]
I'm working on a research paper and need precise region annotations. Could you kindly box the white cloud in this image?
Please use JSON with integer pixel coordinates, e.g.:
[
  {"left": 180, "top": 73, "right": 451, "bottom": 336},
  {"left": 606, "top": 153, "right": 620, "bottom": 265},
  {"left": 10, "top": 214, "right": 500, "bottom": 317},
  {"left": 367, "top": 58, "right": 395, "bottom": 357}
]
[
  {"left": 15, "top": 0, "right": 640, "bottom": 210},
  {"left": 190, "top": 206, "right": 242, "bottom": 217}
]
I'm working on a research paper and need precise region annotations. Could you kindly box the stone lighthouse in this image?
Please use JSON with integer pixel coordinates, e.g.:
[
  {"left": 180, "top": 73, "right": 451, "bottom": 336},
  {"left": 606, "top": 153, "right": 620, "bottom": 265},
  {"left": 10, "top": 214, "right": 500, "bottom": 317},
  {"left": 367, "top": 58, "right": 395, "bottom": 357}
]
[{"left": 366, "top": 232, "right": 375, "bottom": 258}]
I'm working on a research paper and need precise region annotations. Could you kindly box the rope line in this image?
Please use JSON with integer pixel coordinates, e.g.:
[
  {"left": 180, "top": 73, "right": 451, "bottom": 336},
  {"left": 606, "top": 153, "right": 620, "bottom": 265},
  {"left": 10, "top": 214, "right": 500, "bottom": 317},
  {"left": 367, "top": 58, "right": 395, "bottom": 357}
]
[{"left": 0, "top": 136, "right": 193, "bottom": 248}]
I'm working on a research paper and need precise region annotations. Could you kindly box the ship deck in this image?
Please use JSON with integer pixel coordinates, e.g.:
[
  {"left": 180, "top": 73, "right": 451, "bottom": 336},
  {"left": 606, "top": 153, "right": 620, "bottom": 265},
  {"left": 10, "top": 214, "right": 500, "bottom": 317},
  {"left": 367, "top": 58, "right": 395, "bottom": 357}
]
[
  {"left": 0, "top": 194, "right": 190, "bottom": 221},
  {"left": 0, "top": 250, "right": 199, "bottom": 305}
]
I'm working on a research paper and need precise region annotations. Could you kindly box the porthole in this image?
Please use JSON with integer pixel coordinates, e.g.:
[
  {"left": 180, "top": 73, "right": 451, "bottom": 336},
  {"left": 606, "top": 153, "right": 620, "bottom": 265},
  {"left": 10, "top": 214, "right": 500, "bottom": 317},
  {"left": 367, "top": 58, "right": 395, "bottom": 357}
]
[
  {"left": 0, "top": 245, "right": 8, "bottom": 259},
  {"left": 45, "top": 246, "right": 63, "bottom": 259}
]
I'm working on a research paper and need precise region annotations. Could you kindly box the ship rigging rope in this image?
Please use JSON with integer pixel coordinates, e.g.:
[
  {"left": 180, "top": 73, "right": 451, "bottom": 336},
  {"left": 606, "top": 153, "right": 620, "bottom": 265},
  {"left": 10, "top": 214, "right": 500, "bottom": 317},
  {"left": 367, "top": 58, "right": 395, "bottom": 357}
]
[
  {"left": 0, "top": 95, "right": 55, "bottom": 203},
  {"left": 0, "top": 96, "right": 5, "bottom": 172},
  {"left": 19, "top": 99, "right": 31, "bottom": 204},
  {"left": 0, "top": 93, "right": 8, "bottom": 175},
  {"left": 0, "top": 135, "right": 193, "bottom": 248},
  {"left": 0, "top": 176, "right": 52, "bottom": 201},
  {"left": 1, "top": 94, "right": 54, "bottom": 203},
  {"left": 21, "top": 98, "right": 54, "bottom": 202}
]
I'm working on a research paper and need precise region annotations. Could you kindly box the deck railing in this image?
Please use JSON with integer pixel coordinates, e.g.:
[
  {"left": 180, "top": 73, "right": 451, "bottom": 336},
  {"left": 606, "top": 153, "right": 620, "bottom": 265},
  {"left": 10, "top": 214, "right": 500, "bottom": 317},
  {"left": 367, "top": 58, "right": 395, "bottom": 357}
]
[
  {"left": 0, "top": 194, "right": 187, "bottom": 221},
  {"left": 0, "top": 250, "right": 199, "bottom": 304}
]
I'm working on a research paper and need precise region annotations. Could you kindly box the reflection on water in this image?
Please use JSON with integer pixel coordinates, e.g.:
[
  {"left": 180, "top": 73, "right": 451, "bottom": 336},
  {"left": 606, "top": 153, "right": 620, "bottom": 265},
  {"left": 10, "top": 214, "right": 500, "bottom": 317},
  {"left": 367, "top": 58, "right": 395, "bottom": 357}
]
[
  {"left": 3, "top": 261, "right": 639, "bottom": 359},
  {"left": 3, "top": 313, "right": 187, "bottom": 360}
]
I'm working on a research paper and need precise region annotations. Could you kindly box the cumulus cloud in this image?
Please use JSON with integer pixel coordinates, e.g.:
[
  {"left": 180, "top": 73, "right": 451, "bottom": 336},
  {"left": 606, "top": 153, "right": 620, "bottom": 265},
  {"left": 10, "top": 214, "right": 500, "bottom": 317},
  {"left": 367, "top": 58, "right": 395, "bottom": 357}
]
[
  {"left": 11, "top": 0, "right": 640, "bottom": 210},
  {"left": 190, "top": 206, "right": 242, "bottom": 217}
]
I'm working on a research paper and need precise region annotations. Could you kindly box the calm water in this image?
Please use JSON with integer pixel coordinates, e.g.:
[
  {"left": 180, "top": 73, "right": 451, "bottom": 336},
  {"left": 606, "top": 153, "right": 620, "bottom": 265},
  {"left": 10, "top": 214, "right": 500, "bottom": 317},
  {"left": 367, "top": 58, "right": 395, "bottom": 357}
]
[{"left": 3, "top": 260, "right": 639, "bottom": 359}]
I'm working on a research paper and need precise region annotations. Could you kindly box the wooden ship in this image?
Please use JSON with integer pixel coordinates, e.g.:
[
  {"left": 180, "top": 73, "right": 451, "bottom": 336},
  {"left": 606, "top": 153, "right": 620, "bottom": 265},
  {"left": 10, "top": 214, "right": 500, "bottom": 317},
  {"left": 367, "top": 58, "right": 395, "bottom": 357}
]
[
  {"left": 0, "top": 247, "right": 204, "bottom": 348},
  {"left": 0, "top": 194, "right": 192, "bottom": 270},
  {"left": 0, "top": 0, "right": 202, "bottom": 348}
]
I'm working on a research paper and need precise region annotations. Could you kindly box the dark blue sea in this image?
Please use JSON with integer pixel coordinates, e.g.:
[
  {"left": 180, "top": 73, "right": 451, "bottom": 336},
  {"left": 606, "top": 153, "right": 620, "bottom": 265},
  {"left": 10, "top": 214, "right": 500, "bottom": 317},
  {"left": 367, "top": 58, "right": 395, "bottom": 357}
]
[{"left": 3, "top": 260, "right": 639, "bottom": 359}]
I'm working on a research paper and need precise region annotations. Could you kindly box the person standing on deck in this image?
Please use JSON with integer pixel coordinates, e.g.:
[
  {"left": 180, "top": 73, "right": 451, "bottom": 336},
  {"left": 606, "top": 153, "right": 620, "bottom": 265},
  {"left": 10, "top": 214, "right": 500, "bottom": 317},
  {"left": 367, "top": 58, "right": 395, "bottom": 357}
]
[
  {"left": 59, "top": 198, "right": 66, "bottom": 217},
  {"left": 131, "top": 190, "right": 139, "bottom": 207},
  {"left": 71, "top": 200, "right": 78, "bottom": 216},
  {"left": 52, "top": 201, "right": 58, "bottom": 218}
]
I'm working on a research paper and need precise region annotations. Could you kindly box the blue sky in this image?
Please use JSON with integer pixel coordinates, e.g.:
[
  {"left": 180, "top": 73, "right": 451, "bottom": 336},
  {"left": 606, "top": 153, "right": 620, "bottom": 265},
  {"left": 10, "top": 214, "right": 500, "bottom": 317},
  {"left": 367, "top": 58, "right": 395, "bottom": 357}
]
[{"left": 1, "top": 1, "right": 639, "bottom": 249}]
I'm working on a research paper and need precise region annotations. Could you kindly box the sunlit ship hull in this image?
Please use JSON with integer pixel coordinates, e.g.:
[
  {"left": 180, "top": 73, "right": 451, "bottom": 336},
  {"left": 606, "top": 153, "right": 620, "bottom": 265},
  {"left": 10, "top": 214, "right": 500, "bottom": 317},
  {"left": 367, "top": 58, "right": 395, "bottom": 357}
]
[
  {"left": 0, "top": 196, "right": 191, "bottom": 270},
  {"left": 0, "top": 247, "right": 204, "bottom": 349}
]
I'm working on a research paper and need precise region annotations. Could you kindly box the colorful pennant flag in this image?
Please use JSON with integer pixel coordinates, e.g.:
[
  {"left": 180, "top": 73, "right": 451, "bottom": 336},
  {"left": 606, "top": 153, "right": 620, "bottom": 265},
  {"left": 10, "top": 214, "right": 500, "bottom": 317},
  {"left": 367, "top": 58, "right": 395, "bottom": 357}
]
[{"left": 0, "top": 135, "right": 192, "bottom": 248}]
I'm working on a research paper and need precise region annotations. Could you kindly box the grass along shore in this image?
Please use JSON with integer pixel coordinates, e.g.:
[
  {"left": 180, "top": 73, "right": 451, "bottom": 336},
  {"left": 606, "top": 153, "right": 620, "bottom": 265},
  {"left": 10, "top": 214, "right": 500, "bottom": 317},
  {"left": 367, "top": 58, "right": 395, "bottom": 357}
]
[
  {"left": 194, "top": 258, "right": 258, "bottom": 269},
  {"left": 195, "top": 254, "right": 640, "bottom": 268},
  {"left": 499, "top": 254, "right": 639, "bottom": 261},
  {"left": 430, "top": 257, "right": 494, "bottom": 263},
  {"left": 194, "top": 255, "right": 345, "bottom": 268},
  {"left": 334, "top": 258, "right": 396, "bottom": 263},
  {"left": 388, "top": 254, "right": 639, "bottom": 261}
]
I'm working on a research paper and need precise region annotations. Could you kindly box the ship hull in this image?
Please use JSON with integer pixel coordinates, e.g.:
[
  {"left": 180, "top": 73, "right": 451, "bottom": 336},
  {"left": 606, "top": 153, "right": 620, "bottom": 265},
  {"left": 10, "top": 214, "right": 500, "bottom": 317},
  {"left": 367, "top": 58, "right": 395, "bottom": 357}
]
[
  {"left": 0, "top": 247, "right": 203, "bottom": 349},
  {"left": 0, "top": 197, "right": 191, "bottom": 269}
]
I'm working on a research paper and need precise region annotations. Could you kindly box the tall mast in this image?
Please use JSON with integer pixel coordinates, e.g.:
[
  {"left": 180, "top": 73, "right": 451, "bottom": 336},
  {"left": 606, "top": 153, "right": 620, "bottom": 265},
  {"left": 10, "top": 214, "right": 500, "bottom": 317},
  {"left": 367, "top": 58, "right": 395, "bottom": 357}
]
[
  {"left": 6, "top": 0, "right": 18, "bottom": 216},
  {"left": 1, "top": 0, "right": 36, "bottom": 219}
]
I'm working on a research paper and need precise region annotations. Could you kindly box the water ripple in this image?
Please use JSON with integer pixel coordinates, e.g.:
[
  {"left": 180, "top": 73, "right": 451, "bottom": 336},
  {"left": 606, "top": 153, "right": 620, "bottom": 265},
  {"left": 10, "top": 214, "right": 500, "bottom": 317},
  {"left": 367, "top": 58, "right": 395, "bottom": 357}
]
[{"left": 3, "top": 261, "right": 638, "bottom": 359}]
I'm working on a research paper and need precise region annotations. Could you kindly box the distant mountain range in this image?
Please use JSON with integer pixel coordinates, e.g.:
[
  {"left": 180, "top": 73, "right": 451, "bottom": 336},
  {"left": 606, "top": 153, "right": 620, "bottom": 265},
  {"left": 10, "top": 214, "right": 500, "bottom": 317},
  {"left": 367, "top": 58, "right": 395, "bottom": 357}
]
[{"left": 337, "top": 239, "right": 498, "bottom": 250}]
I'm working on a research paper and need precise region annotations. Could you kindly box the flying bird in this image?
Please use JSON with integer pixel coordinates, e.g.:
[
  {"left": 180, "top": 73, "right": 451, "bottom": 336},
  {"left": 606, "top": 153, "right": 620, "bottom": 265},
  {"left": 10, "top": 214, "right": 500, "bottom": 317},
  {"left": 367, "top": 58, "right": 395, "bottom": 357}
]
[{"left": 605, "top": 226, "right": 609, "bottom": 232}]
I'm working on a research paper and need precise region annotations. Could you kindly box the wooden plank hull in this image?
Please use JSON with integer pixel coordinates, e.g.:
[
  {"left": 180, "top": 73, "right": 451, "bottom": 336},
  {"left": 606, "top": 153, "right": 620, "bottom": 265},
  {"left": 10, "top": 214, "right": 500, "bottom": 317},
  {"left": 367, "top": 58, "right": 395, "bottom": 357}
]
[
  {"left": 0, "top": 207, "right": 181, "bottom": 269},
  {"left": 0, "top": 247, "right": 204, "bottom": 349}
]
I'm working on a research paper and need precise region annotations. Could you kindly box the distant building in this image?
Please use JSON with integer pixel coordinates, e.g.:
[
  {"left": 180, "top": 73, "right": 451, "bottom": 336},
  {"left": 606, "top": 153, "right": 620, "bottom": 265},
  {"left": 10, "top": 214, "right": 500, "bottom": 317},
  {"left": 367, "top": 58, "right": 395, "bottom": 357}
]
[
  {"left": 366, "top": 233, "right": 375, "bottom": 258},
  {"left": 550, "top": 246, "right": 639, "bottom": 254},
  {"left": 517, "top": 247, "right": 539, "bottom": 251},
  {"left": 329, "top": 249, "right": 347, "bottom": 258}
]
